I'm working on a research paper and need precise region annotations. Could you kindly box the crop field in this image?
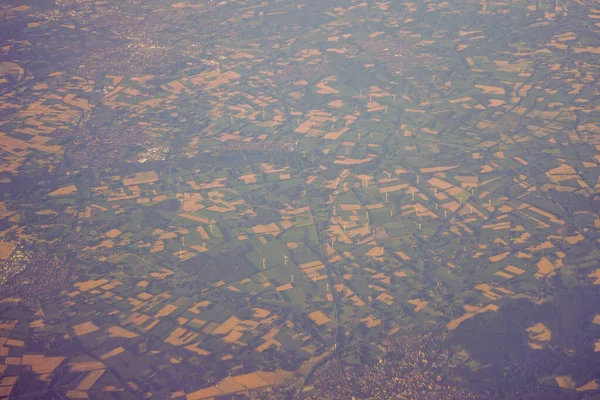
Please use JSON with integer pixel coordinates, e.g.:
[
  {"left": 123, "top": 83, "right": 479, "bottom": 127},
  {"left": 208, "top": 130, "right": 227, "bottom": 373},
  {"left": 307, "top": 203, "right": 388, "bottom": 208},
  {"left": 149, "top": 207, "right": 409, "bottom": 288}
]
[{"left": 1, "top": 0, "right": 600, "bottom": 398}]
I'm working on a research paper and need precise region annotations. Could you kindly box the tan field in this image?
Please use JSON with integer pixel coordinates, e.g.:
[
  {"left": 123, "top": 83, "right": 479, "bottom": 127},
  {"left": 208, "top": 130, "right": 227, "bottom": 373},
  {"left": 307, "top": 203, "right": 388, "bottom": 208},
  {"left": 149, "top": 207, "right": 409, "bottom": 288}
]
[
  {"left": 213, "top": 376, "right": 247, "bottom": 393},
  {"left": 427, "top": 177, "right": 454, "bottom": 189},
  {"left": 527, "top": 322, "right": 551, "bottom": 349},
  {"left": 186, "top": 370, "right": 293, "bottom": 400},
  {"left": 420, "top": 165, "right": 458, "bottom": 174},
  {"left": 75, "top": 279, "right": 109, "bottom": 292},
  {"left": 213, "top": 316, "right": 242, "bottom": 335},
  {"left": 315, "top": 82, "right": 339, "bottom": 94},
  {"left": 536, "top": 257, "right": 555, "bottom": 275},
  {"left": 576, "top": 380, "right": 599, "bottom": 392},
  {"left": 449, "top": 96, "right": 472, "bottom": 104},
  {"left": 100, "top": 347, "right": 125, "bottom": 360},
  {"left": 4, "top": 357, "right": 20, "bottom": 365},
  {"left": 408, "top": 299, "right": 428, "bottom": 312},
  {"left": 489, "top": 252, "right": 510, "bottom": 263},
  {"left": 100, "top": 280, "right": 122, "bottom": 291},
  {"left": 494, "top": 271, "right": 513, "bottom": 279},
  {"left": 475, "top": 85, "right": 505, "bottom": 95},
  {"left": 360, "top": 315, "right": 381, "bottom": 328},
  {"left": 186, "top": 385, "right": 221, "bottom": 400},
  {"left": 179, "top": 213, "right": 209, "bottom": 224},
  {"left": 48, "top": 185, "right": 78, "bottom": 197},
  {"left": 232, "top": 373, "right": 269, "bottom": 389},
  {"left": 188, "top": 301, "right": 211, "bottom": 314},
  {"left": 0, "top": 61, "right": 24, "bottom": 79},
  {"left": 165, "top": 328, "right": 198, "bottom": 346},
  {"left": 65, "top": 390, "right": 88, "bottom": 398},
  {"left": 505, "top": 265, "right": 525, "bottom": 275},
  {"left": 379, "top": 183, "right": 408, "bottom": 194},
  {"left": 69, "top": 361, "right": 105, "bottom": 372},
  {"left": 365, "top": 246, "right": 384, "bottom": 258},
  {"left": 104, "top": 229, "right": 123, "bottom": 239},
  {"left": 156, "top": 304, "right": 179, "bottom": 317},
  {"left": 0, "top": 242, "right": 15, "bottom": 260},
  {"left": 447, "top": 304, "right": 499, "bottom": 330},
  {"left": 324, "top": 127, "right": 348, "bottom": 140},
  {"left": 21, "top": 355, "right": 65, "bottom": 374},
  {"left": 555, "top": 375, "right": 575, "bottom": 389},
  {"left": 334, "top": 156, "right": 374, "bottom": 165},
  {"left": 239, "top": 174, "right": 257, "bottom": 184},
  {"left": 184, "top": 343, "right": 210, "bottom": 356},
  {"left": 0, "top": 0, "right": 597, "bottom": 396},
  {"left": 72, "top": 322, "right": 100, "bottom": 336},
  {"left": 149, "top": 268, "right": 173, "bottom": 279},
  {"left": 107, "top": 326, "right": 138, "bottom": 338},
  {"left": 527, "top": 206, "right": 564, "bottom": 225},
  {"left": 6, "top": 339, "right": 23, "bottom": 347},
  {"left": 0, "top": 322, "right": 17, "bottom": 333},
  {"left": 29, "top": 319, "right": 45, "bottom": 329},
  {"left": 308, "top": 310, "right": 330, "bottom": 326},
  {"left": 223, "top": 330, "right": 244, "bottom": 344},
  {"left": 565, "top": 233, "right": 584, "bottom": 245},
  {"left": 123, "top": 171, "right": 158, "bottom": 186},
  {"left": 76, "top": 369, "right": 105, "bottom": 391},
  {"left": 276, "top": 283, "right": 293, "bottom": 292},
  {"left": 136, "top": 292, "right": 153, "bottom": 300}
]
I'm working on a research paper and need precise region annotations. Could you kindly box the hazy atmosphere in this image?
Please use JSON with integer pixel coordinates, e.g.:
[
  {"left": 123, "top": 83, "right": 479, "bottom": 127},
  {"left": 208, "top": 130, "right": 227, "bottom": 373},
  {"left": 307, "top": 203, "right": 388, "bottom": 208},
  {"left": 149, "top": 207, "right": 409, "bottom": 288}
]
[{"left": 1, "top": 0, "right": 600, "bottom": 398}]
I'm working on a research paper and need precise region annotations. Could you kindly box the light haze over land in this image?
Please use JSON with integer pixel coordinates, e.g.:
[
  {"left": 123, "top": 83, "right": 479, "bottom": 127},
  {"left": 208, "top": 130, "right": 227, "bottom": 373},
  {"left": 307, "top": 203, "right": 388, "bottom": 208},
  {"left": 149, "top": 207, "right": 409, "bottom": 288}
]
[{"left": 1, "top": 0, "right": 600, "bottom": 399}]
